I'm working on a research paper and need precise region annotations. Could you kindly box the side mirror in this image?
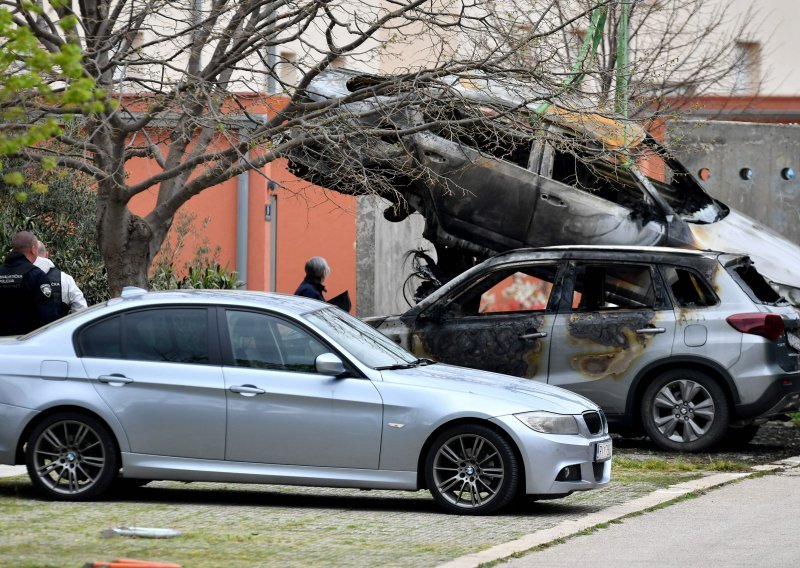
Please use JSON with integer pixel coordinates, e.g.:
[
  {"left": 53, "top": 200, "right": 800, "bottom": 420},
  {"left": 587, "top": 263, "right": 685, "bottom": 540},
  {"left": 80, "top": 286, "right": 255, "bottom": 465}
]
[{"left": 315, "top": 353, "right": 348, "bottom": 376}]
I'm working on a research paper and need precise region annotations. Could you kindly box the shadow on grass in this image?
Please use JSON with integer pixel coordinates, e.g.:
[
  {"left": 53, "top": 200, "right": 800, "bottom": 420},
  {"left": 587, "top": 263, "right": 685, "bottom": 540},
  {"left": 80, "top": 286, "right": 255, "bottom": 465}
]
[{"left": 0, "top": 476, "right": 599, "bottom": 518}]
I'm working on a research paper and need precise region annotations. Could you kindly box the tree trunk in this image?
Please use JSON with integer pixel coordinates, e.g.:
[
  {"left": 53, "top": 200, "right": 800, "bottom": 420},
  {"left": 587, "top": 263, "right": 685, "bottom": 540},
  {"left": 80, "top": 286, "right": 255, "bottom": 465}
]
[{"left": 98, "top": 198, "right": 154, "bottom": 297}]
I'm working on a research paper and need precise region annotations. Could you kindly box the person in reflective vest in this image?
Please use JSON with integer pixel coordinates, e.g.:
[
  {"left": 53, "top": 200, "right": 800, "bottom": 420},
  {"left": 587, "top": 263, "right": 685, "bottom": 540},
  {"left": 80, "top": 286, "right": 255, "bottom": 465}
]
[
  {"left": 0, "top": 231, "right": 60, "bottom": 335},
  {"left": 34, "top": 240, "right": 87, "bottom": 316}
]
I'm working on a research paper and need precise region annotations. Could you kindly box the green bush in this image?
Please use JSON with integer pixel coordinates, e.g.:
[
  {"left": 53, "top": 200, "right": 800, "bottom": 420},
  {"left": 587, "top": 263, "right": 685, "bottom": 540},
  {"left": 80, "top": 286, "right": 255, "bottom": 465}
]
[
  {"left": 0, "top": 165, "right": 109, "bottom": 305},
  {"left": 149, "top": 212, "right": 241, "bottom": 291},
  {"left": 2, "top": 163, "right": 239, "bottom": 302}
]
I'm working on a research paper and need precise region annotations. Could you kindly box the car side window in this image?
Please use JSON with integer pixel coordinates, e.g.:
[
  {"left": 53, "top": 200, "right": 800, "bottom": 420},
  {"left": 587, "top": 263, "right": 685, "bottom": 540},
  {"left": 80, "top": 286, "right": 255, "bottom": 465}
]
[
  {"left": 450, "top": 264, "right": 558, "bottom": 316},
  {"left": 78, "top": 316, "right": 121, "bottom": 358},
  {"left": 660, "top": 266, "right": 718, "bottom": 308},
  {"left": 124, "top": 308, "right": 210, "bottom": 364},
  {"left": 226, "top": 310, "right": 329, "bottom": 373},
  {"left": 571, "top": 263, "right": 656, "bottom": 311}
]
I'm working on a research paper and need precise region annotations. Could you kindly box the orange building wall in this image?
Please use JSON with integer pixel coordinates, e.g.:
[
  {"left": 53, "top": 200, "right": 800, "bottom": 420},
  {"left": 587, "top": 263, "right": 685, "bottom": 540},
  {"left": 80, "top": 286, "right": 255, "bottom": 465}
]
[
  {"left": 267, "top": 160, "right": 357, "bottom": 305},
  {"left": 126, "top": 144, "right": 357, "bottom": 309}
]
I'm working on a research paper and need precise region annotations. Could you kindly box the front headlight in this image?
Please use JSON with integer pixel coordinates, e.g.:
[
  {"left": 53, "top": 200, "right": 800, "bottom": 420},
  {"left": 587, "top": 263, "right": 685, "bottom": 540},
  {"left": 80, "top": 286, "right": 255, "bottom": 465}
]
[{"left": 516, "top": 411, "right": 579, "bottom": 434}]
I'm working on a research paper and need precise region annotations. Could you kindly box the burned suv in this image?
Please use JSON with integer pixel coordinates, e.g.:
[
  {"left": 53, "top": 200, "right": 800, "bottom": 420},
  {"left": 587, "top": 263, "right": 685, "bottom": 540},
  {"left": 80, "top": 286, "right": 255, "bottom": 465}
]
[{"left": 367, "top": 246, "right": 800, "bottom": 452}]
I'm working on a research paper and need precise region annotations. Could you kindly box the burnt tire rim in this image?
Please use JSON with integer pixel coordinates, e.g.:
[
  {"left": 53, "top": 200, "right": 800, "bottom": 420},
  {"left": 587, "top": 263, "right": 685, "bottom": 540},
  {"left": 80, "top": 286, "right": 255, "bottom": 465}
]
[
  {"left": 32, "top": 419, "right": 108, "bottom": 495},
  {"left": 431, "top": 433, "right": 505, "bottom": 509},
  {"left": 651, "top": 379, "right": 716, "bottom": 443}
]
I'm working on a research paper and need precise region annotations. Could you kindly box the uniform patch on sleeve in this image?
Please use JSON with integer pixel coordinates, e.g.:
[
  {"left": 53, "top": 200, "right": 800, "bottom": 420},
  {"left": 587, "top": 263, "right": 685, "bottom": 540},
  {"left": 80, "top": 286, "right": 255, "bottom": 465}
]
[{"left": 40, "top": 284, "right": 52, "bottom": 298}]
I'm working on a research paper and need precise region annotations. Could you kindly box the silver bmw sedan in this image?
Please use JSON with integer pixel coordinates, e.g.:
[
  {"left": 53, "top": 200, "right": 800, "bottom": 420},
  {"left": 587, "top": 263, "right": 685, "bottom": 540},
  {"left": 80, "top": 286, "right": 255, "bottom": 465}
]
[{"left": 0, "top": 288, "right": 611, "bottom": 514}]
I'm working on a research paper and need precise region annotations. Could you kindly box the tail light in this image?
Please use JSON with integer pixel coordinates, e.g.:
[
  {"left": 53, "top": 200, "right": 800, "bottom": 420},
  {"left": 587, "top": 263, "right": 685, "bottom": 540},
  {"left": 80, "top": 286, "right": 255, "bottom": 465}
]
[{"left": 726, "top": 313, "right": 785, "bottom": 341}]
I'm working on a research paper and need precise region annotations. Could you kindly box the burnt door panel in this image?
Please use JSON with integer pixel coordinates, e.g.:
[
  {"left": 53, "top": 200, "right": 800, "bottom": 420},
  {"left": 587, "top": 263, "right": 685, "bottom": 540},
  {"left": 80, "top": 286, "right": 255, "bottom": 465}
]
[
  {"left": 531, "top": 176, "right": 665, "bottom": 247},
  {"left": 409, "top": 263, "right": 560, "bottom": 380},
  {"left": 548, "top": 262, "right": 676, "bottom": 414},
  {"left": 412, "top": 313, "right": 555, "bottom": 379},
  {"left": 417, "top": 135, "right": 540, "bottom": 251}
]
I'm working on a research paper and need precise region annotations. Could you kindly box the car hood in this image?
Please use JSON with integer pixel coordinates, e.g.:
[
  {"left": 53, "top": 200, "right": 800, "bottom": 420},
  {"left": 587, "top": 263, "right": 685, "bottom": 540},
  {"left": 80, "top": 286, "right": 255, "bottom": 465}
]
[
  {"left": 690, "top": 209, "right": 800, "bottom": 292},
  {"left": 378, "top": 362, "right": 598, "bottom": 415}
]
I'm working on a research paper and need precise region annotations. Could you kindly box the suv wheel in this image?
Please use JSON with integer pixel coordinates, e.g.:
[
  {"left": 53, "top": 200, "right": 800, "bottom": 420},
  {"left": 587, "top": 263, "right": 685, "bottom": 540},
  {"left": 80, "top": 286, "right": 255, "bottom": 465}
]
[{"left": 641, "top": 369, "right": 729, "bottom": 452}]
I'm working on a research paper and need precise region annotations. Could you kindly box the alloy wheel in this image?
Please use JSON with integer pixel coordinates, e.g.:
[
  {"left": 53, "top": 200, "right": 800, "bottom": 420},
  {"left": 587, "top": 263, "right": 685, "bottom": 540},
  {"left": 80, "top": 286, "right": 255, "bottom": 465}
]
[
  {"left": 30, "top": 419, "right": 109, "bottom": 496},
  {"left": 651, "top": 378, "right": 716, "bottom": 443},
  {"left": 431, "top": 432, "right": 506, "bottom": 510}
]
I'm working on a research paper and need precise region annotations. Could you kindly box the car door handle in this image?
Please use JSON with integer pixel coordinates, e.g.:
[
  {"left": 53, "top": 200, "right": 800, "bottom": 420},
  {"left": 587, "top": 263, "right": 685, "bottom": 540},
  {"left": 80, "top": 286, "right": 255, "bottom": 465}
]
[
  {"left": 636, "top": 327, "right": 666, "bottom": 335},
  {"left": 98, "top": 374, "right": 134, "bottom": 385},
  {"left": 230, "top": 384, "right": 266, "bottom": 396},
  {"left": 540, "top": 193, "right": 567, "bottom": 207},
  {"left": 519, "top": 332, "right": 548, "bottom": 340}
]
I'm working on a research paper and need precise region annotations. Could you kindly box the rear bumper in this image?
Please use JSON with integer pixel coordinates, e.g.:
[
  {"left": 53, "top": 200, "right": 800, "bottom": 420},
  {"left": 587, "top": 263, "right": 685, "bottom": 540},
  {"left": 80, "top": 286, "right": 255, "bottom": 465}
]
[{"left": 734, "top": 372, "right": 800, "bottom": 420}]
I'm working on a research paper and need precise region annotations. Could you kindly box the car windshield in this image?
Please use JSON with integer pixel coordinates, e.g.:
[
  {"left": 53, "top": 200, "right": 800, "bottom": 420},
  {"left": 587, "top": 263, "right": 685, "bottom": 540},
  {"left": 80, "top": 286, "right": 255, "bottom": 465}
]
[{"left": 304, "top": 307, "right": 418, "bottom": 369}]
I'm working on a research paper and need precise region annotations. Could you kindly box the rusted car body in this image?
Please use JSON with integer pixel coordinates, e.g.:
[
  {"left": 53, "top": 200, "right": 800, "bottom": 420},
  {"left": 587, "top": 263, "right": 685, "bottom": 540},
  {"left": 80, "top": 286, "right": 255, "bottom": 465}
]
[
  {"left": 288, "top": 69, "right": 800, "bottom": 301},
  {"left": 366, "top": 246, "right": 800, "bottom": 451}
]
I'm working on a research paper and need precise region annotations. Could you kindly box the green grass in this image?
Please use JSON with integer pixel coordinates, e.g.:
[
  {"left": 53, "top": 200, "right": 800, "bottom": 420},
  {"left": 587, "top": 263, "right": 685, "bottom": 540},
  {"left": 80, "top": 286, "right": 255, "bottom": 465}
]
[
  {"left": 789, "top": 412, "right": 800, "bottom": 427},
  {"left": 613, "top": 456, "right": 752, "bottom": 473},
  {"left": 0, "top": 474, "right": 665, "bottom": 568},
  {"left": 0, "top": 451, "right": 759, "bottom": 567}
]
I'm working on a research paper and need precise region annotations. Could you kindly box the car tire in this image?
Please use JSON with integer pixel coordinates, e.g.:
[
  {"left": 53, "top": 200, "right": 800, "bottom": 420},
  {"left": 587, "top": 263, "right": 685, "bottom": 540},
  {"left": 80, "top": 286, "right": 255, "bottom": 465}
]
[
  {"left": 25, "top": 412, "right": 119, "bottom": 501},
  {"left": 424, "top": 424, "right": 519, "bottom": 515},
  {"left": 641, "top": 369, "right": 729, "bottom": 452}
]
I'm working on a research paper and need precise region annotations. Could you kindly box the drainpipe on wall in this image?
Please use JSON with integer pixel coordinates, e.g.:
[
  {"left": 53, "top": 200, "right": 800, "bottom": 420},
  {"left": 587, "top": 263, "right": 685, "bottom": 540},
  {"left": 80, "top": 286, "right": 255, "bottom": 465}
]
[
  {"left": 236, "top": 152, "right": 249, "bottom": 289},
  {"left": 267, "top": 181, "right": 278, "bottom": 291}
]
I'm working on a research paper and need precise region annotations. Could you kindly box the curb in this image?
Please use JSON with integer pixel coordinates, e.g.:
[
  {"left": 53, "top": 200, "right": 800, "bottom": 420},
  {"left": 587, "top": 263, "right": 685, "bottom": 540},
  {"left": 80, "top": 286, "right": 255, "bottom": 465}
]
[
  {"left": 0, "top": 465, "right": 25, "bottom": 478},
  {"left": 437, "top": 455, "right": 800, "bottom": 568}
]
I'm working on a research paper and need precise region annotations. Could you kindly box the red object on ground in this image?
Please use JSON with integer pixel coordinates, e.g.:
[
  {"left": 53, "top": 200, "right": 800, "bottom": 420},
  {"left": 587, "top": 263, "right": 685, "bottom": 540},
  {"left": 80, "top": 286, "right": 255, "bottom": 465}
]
[{"left": 85, "top": 559, "right": 181, "bottom": 568}]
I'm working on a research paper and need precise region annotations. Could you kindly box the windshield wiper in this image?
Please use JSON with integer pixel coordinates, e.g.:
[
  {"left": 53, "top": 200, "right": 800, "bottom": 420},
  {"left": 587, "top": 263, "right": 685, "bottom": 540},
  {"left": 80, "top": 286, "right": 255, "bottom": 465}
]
[
  {"left": 374, "top": 362, "right": 418, "bottom": 370},
  {"left": 375, "top": 358, "right": 437, "bottom": 371}
]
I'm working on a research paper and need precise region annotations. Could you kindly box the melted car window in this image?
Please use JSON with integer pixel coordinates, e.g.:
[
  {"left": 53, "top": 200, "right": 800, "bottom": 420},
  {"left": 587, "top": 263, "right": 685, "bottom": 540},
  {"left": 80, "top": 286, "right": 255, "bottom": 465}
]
[
  {"left": 479, "top": 271, "right": 554, "bottom": 313},
  {"left": 661, "top": 266, "right": 717, "bottom": 308},
  {"left": 572, "top": 264, "right": 656, "bottom": 311},
  {"left": 453, "top": 264, "right": 559, "bottom": 316},
  {"left": 729, "top": 263, "right": 784, "bottom": 305}
]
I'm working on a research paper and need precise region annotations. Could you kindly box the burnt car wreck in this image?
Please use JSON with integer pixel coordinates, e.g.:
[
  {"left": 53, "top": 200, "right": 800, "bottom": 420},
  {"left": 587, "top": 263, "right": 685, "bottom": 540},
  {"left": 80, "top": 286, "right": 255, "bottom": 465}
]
[
  {"left": 287, "top": 70, "right": 800, "bottom": 452},
  {"left": 367, "top": 246, "right": 800, "bottom": 452},
  {"left": 288, "top": 69, "right": 800, "bottom": 301}
]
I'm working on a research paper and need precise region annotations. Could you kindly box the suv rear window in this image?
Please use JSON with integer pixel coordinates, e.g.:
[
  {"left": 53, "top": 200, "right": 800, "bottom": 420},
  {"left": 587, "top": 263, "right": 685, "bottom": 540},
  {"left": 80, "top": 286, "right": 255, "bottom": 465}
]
[{"left": 727, "top": 261, "right": 784, "bottom": 305}]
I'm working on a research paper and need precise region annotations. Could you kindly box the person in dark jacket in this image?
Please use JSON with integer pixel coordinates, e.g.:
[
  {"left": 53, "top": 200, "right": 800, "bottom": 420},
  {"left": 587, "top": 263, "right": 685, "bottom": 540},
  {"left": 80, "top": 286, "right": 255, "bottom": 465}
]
[
  {"left": 0, "top": 231, "right": 60, "bottom": 335},
  {"left": 294, "top": 256, "right": 330, "bottom": 301}
]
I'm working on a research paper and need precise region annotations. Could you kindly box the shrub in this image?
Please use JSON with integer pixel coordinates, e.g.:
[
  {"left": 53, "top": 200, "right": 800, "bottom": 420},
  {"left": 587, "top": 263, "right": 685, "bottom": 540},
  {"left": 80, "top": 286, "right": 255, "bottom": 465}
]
[
  {"left": 149, "top": 212, "right": 241, "bottom": 290},
  {"left": 0, "top": 164, "right": 109, "bottom": 305}
]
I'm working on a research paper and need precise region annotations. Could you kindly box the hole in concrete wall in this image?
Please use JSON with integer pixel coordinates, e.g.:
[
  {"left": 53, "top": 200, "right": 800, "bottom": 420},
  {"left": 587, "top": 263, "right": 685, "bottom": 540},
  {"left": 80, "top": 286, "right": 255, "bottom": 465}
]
[
  {"left": 698, "top": 168, "right": 711, "bottom": 182},
  {"left": 739, "top": 168, "right": 753, "bottom": 181},
  {"left": 781, "top": 167, "right": 795, "bottom": 181}
]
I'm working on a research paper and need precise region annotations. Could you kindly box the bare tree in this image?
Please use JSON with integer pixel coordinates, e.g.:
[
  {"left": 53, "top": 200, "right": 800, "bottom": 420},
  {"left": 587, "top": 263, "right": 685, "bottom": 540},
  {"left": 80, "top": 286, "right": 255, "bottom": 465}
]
[
  {"left": 3, "top": 1, "right": 757, "bottom": 294},
  {"left": 487, "top": 0, "right": 759, "bottom": 121},
  {"left": 1, "top": 0, "right": 598, "bottom": 293}
]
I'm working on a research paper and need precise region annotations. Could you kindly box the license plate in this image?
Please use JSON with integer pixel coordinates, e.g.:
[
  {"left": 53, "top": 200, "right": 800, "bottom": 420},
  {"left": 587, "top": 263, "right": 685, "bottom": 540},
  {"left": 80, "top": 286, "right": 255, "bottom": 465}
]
[
  {"left": 595, "top": 439, "right": 613, "bottom": 462},
  {"left": 788, "top": 331, "right": 800, "bottom": 352}
]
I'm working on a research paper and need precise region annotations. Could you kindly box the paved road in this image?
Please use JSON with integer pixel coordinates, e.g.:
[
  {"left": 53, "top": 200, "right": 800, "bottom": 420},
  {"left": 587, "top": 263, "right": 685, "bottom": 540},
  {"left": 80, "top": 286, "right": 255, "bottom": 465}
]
[{"left": 504, "top": 467, "right": 800, "bottom": 568}]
